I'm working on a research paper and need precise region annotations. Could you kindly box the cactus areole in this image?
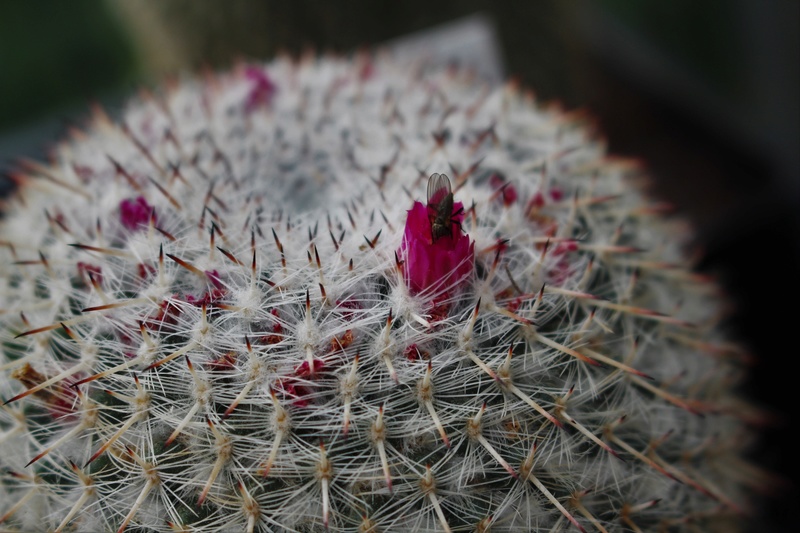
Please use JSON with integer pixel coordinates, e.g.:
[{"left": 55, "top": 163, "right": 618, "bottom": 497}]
[{"left": 0, "top": 54, "right": 758, "bottom": 532}]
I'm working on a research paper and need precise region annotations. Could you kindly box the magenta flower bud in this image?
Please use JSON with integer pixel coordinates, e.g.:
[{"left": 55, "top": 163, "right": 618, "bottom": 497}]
[
  {"left": 399, "top": 200, "right": 474, "bottom": 295},
  {"left": 490, "top": 173, "right": 518, "bottom": 206},
  {"left": 244, "top": 66, "right": 277, "bottom": 112},
  {"left": 119, "top": 196, "right": 154, "bottom": 231}
]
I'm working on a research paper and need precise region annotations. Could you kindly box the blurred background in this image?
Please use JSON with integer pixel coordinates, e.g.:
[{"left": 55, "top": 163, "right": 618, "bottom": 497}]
[{"left": 1, "top": 1, "right": 797, "bottom": 530}]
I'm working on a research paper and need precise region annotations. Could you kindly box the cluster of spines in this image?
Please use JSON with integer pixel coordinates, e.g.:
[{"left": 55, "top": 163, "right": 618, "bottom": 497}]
[{"left": 0, "top": 55, "right": 762, "bottom": 532}]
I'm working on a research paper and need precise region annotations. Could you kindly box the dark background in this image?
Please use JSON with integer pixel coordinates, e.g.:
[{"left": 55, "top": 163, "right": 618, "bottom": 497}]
[{"left": 1, "top": 1, "right": 797, "bottom": 531}]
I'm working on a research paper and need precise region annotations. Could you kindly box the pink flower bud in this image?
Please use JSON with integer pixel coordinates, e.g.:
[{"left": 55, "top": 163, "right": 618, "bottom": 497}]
[
  {"left": 119, "top": 196, "right": 154, "bottom": 231},
  {"left": 489, "top": 173, "right": 518, "bottom": 206},
  {"left": 399, "top": 200, "right": 474, "bottom": 295},
  {"left": 244, "top": 66, "right": 277, "bottom": 112}
]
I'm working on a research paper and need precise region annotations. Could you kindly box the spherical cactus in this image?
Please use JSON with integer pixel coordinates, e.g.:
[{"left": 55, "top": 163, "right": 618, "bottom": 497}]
[{"left": 0, "top": 53, "right": 760, "bottom": 532}]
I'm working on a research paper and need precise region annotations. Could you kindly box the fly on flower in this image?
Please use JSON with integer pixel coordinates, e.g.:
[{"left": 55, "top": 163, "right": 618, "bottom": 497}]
[
  {"left": 400, "top": 174, "right": 474, "bottom": 295},
  {"left": 427, "top": 173, "right": 460, "bottom": 242}
]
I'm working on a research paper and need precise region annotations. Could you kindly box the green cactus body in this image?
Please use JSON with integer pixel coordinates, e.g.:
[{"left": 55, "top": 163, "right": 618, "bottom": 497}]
[{"left": 0, "top": 55, "right": 756, "bottom": 532}]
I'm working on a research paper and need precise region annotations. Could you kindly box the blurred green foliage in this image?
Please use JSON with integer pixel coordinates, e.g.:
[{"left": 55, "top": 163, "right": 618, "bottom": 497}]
[{"left": 0, "top": 0, "right": 137, "bottom": 129}]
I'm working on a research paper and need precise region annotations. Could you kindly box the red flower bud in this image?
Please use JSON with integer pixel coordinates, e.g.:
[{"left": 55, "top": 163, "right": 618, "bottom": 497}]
[
  {"left": 119, "top": 196, "right": 154, "bottom": 231},
  {"left": 399, "top": 201, "right": 474, "bottom": 295}
]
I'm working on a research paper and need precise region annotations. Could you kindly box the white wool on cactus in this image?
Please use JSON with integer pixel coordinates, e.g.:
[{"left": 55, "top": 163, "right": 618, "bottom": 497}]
[{"left": 0, "top": 53, "right": 759, "bottom": 532}]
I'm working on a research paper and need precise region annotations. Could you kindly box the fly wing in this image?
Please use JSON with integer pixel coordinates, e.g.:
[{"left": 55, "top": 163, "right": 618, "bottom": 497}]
[{"left": 427, "top": 173, "right": 452, "bottom": 206}]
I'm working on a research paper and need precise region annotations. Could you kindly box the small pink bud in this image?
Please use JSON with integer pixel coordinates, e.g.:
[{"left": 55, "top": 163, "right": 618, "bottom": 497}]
[
  {"left": 275, "top": 359, "right": 328, "bottom": 408},
  {"left": 185, "top": 288, "right": 226, "bottom": 309},
  {"left": 335, "top": 299, "right": 360, "bottom": 321},
  {"left": 259, "top": 309, "right": 283, "bottom": 345},
  {"left": 137, "top": 263, "right": 156, "bottom": 280},
  {"left": 358, "top": 60, "right": 375, "bottom": 81},
  {"left": 527, "top": 192, "right": 546, "bottom": 211},
  {"left": 405, "top": 344, "right": 429, "bottom": 361},
  {"left": 553, "top": 241, "right": 578, "bottom": 255},
  {"left": 244, "top": 66, "right": 277, "bottom": 112},
  {"left": 76, "top": 262, "right": 102, "bottom": 285},
  {"left": 205, "top": 270, "right": 224, "bottom": 290},
  {"left": 295, "top": 359, "right": 327, "bottom": 377},
  {"left": 119, "top": 196, "right": 154, "bottom": 231},
  {"left": 490, "top": 173, "right": 518, "bottom": 206},
  {"left": 142, "top": 297, "right": 181, "bottom": 332}
]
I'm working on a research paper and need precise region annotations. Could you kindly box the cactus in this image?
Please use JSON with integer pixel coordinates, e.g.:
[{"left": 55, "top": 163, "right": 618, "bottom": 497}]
[{"left": 0, "top": 54, "right": 760, "bottom": 532}]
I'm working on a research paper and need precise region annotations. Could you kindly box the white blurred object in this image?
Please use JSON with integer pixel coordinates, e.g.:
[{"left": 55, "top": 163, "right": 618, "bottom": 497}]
[{"left": 387, "top": 14, "right": 505, "bottom": 85}]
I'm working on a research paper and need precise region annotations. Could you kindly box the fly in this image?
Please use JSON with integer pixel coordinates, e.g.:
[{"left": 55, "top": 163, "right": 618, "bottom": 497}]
[{"left": 427, "top": 173, "right": 456, "bottom": 242}]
